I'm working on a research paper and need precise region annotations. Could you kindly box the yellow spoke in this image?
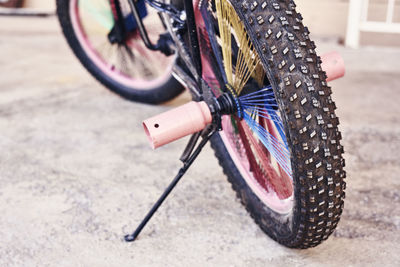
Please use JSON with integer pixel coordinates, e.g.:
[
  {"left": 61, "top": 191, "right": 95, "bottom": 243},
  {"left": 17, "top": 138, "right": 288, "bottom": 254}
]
[
  {"left": 216, "top": 0, "right": 233, "bottom": 84},
  {"left": 215, "top": 0, "right": 265, "bottom": 95}
]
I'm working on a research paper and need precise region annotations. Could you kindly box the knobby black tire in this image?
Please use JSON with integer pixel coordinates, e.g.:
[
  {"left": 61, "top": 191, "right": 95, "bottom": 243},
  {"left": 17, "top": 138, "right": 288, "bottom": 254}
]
[
  {"left": 210, "top": 0, "right": 346, "bottom": 248},
  {"left": 56, "top": 0, "right": 184, "bottom": 104}
]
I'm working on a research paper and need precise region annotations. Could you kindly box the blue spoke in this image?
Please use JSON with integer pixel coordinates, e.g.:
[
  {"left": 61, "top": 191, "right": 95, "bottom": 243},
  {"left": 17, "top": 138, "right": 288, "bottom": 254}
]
[
  {"left": 239, "top": 92, "right": 275, "bottom": 101},
  {"left": 242, "top": 107, "right": 285, "bottom": 131},
  {"left": 248, "top": 122, "right": 290, "bottom": 161},
  {"left": 243, "top": 114, "right": 290, "bottom": 161},
  {"left": 241, "top": 100, "right": 278, "bottom": 107},
  {"left": 238, "top": 87, "right": 292, "bottom": 177},
  {"left": 242, "top": 105, "right": 280, "bottom": 115},
  {"left": 244, "top": 114, "right": 292, "bottom": 176},
  {"left": 238, "top": 86, "right": 272, "bottom": 98},
  {"left": 243, "top": 109, "right": 283, "bottom": 127},
  {"left": 241, "top": 99, "right": 278, "bottom": 105},
  {"left": 244, "top": 107, "right": 287, "bottom": 145}
]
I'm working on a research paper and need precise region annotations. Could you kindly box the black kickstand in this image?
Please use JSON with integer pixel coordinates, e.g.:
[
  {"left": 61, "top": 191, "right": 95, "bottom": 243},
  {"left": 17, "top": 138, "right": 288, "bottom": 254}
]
[{"left": 124, "top": 126, "right": 216, "bottom": 242}]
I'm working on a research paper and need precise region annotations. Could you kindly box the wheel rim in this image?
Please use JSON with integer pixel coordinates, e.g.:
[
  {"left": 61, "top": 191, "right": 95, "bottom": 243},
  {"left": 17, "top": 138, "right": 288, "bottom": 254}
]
[
  {"left": 205, "top": 0, "right": 294, "bottom": 214},
  {"left": 69, "top": 0, "right": 175, "bottom": 89}
]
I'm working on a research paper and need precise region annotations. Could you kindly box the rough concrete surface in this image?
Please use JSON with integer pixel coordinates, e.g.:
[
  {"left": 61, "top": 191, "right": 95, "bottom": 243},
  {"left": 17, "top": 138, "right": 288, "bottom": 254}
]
[{"left": 0, "top": 16, "right": 399, "bottom": 267}]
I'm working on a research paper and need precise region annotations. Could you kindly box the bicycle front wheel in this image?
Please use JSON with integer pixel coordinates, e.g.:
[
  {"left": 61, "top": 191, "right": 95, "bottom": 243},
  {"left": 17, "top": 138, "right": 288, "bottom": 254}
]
[
  {"left": 56, "top": 0, "right": 184, "bottom": 104},
  {"left": 198, "top": 0, "right": 346, "bottom": 248}
]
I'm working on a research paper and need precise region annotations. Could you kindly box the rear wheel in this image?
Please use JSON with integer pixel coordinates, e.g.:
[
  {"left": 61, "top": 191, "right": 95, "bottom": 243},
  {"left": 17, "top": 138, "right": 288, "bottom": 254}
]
[
  {"left": 199, "top": 0, "right": 346, "bottom": 248},
  {"left": 56, "top": 0, "right": 184, "bottom": 104}
]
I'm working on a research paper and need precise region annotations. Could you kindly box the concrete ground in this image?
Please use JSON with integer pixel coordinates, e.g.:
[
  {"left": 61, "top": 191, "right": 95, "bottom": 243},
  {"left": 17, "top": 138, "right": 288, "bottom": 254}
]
[{"left": 0, "top": 16, "right": 399, "bottom": 267}]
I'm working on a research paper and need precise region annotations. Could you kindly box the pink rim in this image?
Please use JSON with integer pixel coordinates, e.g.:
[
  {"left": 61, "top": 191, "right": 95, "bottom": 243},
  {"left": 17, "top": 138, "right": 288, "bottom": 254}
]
[
  {"left": 219, "top": 116, "right": 293, "bottom": 214},
  {"left": 69, "top": 0, "right": 175, "bottom": 89},
  {"left": 193, "top": 0, "right": 294, "bottom": 214}
]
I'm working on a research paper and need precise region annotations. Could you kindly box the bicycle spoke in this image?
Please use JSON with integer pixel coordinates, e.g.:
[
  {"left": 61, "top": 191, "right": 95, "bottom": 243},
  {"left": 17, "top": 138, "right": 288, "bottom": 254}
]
[{"left": 215, "top": 0, "right": 264, "bottom": 95}]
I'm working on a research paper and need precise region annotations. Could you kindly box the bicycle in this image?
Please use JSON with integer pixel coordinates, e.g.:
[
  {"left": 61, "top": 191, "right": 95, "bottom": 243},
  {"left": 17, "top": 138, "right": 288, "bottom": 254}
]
[
  {"left": 57, "top": 0, "right": 184, "bottom": 103},
  {"left": 57, "top": 0, "right": 346, "bottom": 249}
]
